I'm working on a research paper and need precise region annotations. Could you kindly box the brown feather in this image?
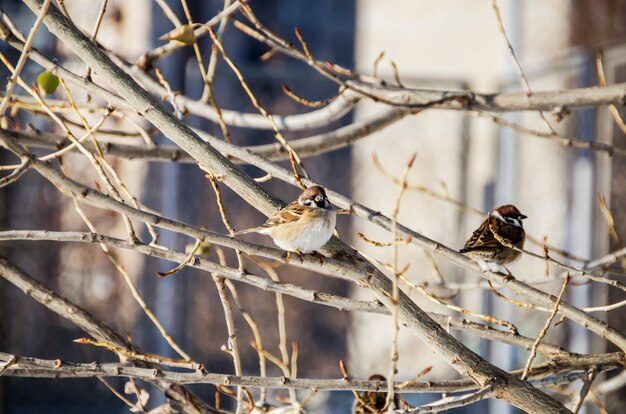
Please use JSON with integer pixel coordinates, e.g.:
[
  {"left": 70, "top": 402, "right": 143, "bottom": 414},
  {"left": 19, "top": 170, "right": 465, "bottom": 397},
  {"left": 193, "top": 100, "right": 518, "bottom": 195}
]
[
  {"left": 261, "top": 201, "right": 305, "bottom": 227},
  {"left": 234, "top": 201, "right": 308, "bottom": 235},
  {"left": 461, "top": 213, "right": 525, "bottom": 265},
  {"left": 461, "top": 218, "right": 501, "bottom": 252}
]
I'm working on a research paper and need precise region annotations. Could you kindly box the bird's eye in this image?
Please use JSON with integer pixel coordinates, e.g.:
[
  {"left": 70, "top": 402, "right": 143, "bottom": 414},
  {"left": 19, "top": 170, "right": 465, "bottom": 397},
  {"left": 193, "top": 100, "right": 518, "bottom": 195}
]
[{"left": 315, "top": 195, "right": 324, "bottom": 202}]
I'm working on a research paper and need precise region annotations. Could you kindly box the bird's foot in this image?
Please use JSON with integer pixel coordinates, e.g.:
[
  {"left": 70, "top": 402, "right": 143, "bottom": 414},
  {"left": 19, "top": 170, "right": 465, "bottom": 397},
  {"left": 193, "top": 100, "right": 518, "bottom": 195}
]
[
  {"left": 478, "top": 260, "right": 509, "bottom": 275},
  {"left": 282, "top": 250, "right": 308, "bottom": 264},
  {"left": 295, "top": 249, "right": 305, "bottom": 263},
  {"left": 283, "top": 251, "right": 292, "bottom": 263},
  {"left": 503, "top": 267, "right": 516, "bottom": 282},
  {"left": 311, "top": 251, "right": 325, "bottom": 266}
]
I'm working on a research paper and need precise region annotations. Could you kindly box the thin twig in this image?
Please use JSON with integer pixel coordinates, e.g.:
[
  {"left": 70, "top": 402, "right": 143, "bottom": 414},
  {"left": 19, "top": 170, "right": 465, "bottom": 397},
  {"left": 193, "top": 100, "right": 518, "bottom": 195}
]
[
  {"left": 207, "top": 26, "right": 310, "bottom": 183},
  {"left": 75, "top": 338, "right": 202, "bottom": 370},
  {"left": 200, "top": 0, "right": 233, "bottom": 104},
  {"left": 154, "top": 0, "right": 182, "bottom": 27},
  {"left": 0, "top": 157, "right": 33, "bottom": 188},
  {"left": 157, "top": 239, "right": 201, "bottom": 277},
  {"left": 491, "top": 0, "right": 557, "bottom": 134},
  {"left": 0, "top": 0, "right": 51, "bottom": 117},
  {"left": 205, "top": 171, "right": 245, "bottom": 271},
  {"left": 251, "top": 257, "right": 298, "bottom": 405},
  {"left": 409, "top": 386, "right": 492, "bottom": 413},
  {"left": 98, "top": 377, "right": 148, "bottom": 413},
  {"left": 387, "top": 153, "right": 416, "bottom": 408},
  {"left": 597, "top": 194, "right": 625, "bottom": 269},
  {"left": 521, "top": 274, "right": 571, "bottom": 380},
  {"left": 214, "top": 275, "right": 244, "bottom": 414},
  {"left": 154, "top": 67, "right": 183, "bottom": 119},
  {"left": 281, "top": 83, "right": 334, "bottom": 108},
  {"left": 222, "top": 276, "right": 268, "bottom": 402},
  {"left": 595, "top": 50, "right": 626, "bottom": 136},
  {"left": 3, "top": 350, "right": 622, "bottom": 393},
  {"left": 571, "top": 368, "right": 597, "bottom": 414},
  {"left": 84, "top": 0, "right": 108, "bottom": 80},
  {"left": 475, "top": 111, "right": 626, "bottom": 157}
]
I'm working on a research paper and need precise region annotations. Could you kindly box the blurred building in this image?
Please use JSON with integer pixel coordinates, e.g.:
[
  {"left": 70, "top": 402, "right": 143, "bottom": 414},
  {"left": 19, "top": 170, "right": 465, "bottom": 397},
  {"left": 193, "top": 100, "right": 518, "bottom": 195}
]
[
  {"left": 348, "top": 1, "right": 626, "bottom": 413},
  {"left": 1, "top": 1, "right": 626, "bottom": 413},
  {"left": 1, "top": 0, "right": 356, "bottom": 412}
]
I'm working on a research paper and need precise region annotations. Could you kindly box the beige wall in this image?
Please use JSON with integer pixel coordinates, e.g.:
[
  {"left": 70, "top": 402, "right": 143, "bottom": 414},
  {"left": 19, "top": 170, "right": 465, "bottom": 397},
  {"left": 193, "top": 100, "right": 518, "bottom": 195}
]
[{"left": 348, "top": 0, "right": 575, "bottom": 382}]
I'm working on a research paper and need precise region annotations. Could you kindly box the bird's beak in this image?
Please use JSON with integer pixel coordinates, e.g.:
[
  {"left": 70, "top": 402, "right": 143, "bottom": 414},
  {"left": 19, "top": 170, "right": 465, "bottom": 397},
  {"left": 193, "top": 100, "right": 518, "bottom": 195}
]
[{"left": 520, "top": 214, "right": 528, "bottom": 220}]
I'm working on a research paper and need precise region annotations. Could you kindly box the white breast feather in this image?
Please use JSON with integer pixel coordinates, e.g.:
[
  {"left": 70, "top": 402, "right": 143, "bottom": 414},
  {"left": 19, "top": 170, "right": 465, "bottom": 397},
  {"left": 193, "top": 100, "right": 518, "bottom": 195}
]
[{"left": 273, "top": 210, "right": 336, "bottom": 253}]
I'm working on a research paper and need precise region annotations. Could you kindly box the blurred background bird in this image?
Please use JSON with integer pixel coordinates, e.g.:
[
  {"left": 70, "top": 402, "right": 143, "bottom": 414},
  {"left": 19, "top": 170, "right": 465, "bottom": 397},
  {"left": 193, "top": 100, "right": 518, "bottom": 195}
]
[{"left": 352, "top": 374, "right": 399, "bottom": 414}]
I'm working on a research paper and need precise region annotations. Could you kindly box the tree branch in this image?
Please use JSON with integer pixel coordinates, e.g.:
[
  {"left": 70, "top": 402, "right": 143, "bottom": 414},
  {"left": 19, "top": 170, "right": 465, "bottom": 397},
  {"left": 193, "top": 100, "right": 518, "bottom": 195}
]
[
  {"left": 2, "top": 123, "right": 620, "bottom": 372},
  {"left": 0, "top": 126, "right": 584, "bottom": 412},
  {"left": 7, "top": 2, "right": 586, "bottom": 411},
  {"left": 1, "top": 351, "right": 622, "bottom": 393},
  {"left": 232, "top": 16, "right": 626, "bottom": 113},
  {"left": 6, "top": 105, "right": 409, "bottom": 163},
  {"left": 0, "top": 257, "right": 220, "bottom": 414},
  {"left": 345, "top": 79, "right": 626, "bottom": 111},
  {"left": 136, "top": 1, "right": 243, "bottom": 69},
  {"left": 0, "top": 229, "right": 572, "bottom": 358}
]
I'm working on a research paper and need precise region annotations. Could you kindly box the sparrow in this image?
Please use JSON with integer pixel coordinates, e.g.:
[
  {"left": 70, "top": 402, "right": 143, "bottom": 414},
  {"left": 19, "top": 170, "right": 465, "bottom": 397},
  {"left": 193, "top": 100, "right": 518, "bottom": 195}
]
[
  {"left": 235, "top": 185, "right": 337, "bottom": 255},
  {"left": 353, "top": 374, "right": 399, "bottom": 414},
  {"left": 460, "top": 204, "right": 527, "bottom": 272}
]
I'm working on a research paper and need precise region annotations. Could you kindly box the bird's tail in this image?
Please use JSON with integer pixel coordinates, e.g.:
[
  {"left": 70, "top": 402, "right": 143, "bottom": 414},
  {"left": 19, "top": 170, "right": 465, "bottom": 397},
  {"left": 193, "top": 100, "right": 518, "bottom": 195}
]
[{"left": 233, "top": 228, "right": 257, "bottom": 235}]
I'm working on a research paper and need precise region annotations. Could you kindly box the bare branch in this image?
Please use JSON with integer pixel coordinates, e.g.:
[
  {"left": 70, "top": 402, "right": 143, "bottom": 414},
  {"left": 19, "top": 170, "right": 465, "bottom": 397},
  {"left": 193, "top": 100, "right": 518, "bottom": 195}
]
[
  {"left": 0, "top": 157, "right": 33, "bottom": 188},
  {"left": 9, "top": 105, "right": 409, "bottom": 163},
  {"left": 232, "top": 14, "right": 626, "bottom": 113},
  {"left": 0, "top": 125, "right": 600, "bottom": 412},
  {"left": 6, "top": 3, "right": 614, "bottom": 411},
  {"left": 475, "top": 111, "right": 626, "bottom": 156},
  {"left": 0, "top": 228, "right": 573, "bottom": 358},
  {"left": 409, "top": 386, "right": 492, "bottom": 413},
  {"left": 0, "top": 0, "right": 51, "bottom": 116},
  {"left": 345, "top": 79, "right": 626, "bottom": 112},
  {"left": 1, "top": 351, "right": 622, "bottom": 393},
  {"left": 571, "top": 369, "right": 598, "bottom": 414},
  {"left": 3, "top": 124, "right": 623, "bottom": 362},
  {"left": 136, "top": 1, "right": 242, "bottom": 69},
  {"left": 521, "top": 274, "right": 571, "bottom": 380},
  {"left": 584, "top": 246, "right": 626, "bottom": 271},
  {"left": 0, "top": 257, "right": 219, "bottom": 414}
]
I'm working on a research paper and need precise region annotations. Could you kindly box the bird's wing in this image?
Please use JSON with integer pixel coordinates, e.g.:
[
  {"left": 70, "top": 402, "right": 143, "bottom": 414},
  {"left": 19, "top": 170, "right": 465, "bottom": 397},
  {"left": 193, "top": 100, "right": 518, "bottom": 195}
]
[
  {"left": 235, "top": 201, "right": 305, "bottom": 235},
  {"left": 262, "top": 201, "right": 305, "bottom": 227},
  {"left": 461, "top": 218, "right": 501, "bottom": 252}
]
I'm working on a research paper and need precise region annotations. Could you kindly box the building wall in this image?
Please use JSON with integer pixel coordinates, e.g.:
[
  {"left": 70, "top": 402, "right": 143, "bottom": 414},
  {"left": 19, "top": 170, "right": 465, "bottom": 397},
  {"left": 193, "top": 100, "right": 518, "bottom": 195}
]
[{"left": 349, "top": 4, "right": 591, "bottom": 413}]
